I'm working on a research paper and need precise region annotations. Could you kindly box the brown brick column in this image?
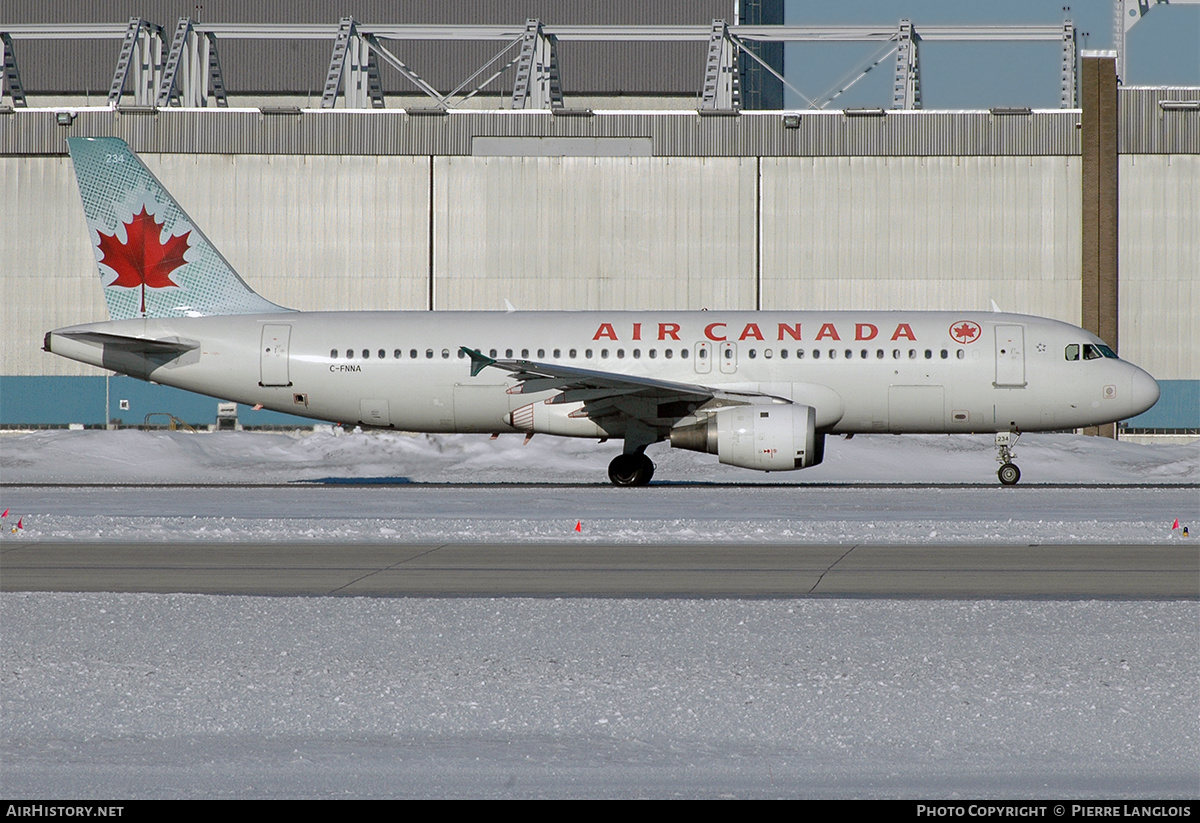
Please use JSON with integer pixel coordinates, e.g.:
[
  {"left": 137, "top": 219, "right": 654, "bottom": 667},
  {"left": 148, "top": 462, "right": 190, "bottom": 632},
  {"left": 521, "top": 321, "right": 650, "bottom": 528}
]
[{"left": 1080, "top": 52, "right": 1119, "bottom": 438}]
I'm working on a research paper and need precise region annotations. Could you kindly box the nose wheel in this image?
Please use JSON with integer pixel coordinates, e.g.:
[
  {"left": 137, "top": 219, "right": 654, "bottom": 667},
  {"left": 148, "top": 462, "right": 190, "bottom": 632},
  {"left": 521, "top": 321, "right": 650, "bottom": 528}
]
[
  {"left": 608, "top": 452, "right": 655, "bottom": 487},
  {"left": 995, "top": 431, "right": 1021, "bottom": 486},
  {"left": 997, "top": 462, "right": 1021, "bottom": 486}
]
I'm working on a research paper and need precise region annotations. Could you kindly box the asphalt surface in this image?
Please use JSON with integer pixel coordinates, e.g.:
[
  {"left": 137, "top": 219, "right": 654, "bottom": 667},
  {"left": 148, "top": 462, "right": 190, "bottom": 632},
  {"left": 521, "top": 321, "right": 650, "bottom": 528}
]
[{"left": 2, "top": 541, "right": 1195, "bottom": 597}]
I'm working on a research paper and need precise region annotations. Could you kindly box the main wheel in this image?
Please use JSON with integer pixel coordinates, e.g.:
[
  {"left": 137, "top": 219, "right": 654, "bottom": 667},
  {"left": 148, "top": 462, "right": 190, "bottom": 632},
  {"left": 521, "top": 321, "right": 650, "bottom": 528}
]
[
  {"left": 997, "top": 462, "right": 1021, "bottom": 486},
  {"left": 608, "top": 453, "right": 655, "bottom": 487}
]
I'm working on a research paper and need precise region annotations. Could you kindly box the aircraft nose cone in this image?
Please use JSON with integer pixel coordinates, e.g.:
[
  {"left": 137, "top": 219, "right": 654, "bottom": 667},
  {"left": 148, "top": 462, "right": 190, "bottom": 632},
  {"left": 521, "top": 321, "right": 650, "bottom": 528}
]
[{"left": 1130, "top": 369, "right": 1160, "bottom": 417}]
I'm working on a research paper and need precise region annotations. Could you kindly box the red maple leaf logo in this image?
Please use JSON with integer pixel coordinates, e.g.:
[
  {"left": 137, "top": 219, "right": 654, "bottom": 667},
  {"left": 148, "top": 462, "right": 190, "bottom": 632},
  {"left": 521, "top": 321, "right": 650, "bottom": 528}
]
[
  {"left": 97, "top": 207, "right": 190, "bottom": 313},
  {"left": 950, "top": 321, "right": 981, "bottom": 344}
]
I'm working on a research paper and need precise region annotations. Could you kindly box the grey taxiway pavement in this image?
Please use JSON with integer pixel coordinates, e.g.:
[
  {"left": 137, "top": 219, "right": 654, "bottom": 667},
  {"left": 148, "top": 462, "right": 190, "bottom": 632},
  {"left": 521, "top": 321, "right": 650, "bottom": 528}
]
[{"left": 2, "top": 541, "right": 1195, "bottom": 598}]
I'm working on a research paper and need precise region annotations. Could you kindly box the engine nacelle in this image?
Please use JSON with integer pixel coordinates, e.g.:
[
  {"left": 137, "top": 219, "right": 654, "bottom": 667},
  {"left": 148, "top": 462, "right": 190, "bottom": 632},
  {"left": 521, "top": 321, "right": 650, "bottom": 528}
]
[{"left": 669, "top": 404, "right": 825, "bottom": 471}]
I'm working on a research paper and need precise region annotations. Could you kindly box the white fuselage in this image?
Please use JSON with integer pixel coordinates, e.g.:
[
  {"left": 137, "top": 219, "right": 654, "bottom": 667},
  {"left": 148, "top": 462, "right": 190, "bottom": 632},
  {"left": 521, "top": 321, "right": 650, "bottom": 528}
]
[{"left": 47, "top": 310, "right": 1160, "bottom": 438}]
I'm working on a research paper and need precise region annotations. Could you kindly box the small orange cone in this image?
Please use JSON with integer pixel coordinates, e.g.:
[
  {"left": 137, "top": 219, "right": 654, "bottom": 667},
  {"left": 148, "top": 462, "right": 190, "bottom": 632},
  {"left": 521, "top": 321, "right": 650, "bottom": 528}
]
[
  {"left": 1173, "top": 519, "right": 1180, "bottom": 530},
  {"left": 574, "top": 520, "right": 582, "bottom": 532}
]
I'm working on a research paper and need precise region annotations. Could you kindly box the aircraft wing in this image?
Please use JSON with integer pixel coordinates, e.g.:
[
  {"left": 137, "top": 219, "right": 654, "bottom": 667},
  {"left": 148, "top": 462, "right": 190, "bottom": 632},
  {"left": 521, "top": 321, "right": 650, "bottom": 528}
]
[{"left": 460, "top": 347, "right": 788, "bottom": 430}]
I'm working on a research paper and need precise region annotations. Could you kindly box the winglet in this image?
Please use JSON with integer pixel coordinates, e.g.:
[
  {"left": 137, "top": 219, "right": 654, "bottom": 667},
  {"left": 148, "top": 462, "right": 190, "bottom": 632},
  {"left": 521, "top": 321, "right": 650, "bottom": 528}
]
[{"left": 461, "top": 347, "right": 496, "bottom": 377}]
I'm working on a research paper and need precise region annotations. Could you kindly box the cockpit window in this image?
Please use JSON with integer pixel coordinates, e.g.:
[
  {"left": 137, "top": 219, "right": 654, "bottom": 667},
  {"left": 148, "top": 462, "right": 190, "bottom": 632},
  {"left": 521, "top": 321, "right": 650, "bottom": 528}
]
[
  {"left": 1083, "top": 343, "right": 1118, "bottom": 360},
  {"left": 1069, "top": 342, "right": 1119, "bottom": 361}
]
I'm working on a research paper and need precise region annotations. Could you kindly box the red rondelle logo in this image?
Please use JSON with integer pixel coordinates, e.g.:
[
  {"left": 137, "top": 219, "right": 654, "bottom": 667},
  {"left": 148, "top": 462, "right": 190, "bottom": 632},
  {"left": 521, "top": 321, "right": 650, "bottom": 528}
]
[{"left": 950, "top": 321, "right": 981, "bottom": 344}]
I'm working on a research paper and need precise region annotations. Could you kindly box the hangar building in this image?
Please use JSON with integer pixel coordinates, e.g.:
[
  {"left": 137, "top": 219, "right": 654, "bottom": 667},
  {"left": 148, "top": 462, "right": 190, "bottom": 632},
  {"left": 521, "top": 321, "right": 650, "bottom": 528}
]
[{"left": 1, "top": 3, "right": 1196, "bottom": 435}]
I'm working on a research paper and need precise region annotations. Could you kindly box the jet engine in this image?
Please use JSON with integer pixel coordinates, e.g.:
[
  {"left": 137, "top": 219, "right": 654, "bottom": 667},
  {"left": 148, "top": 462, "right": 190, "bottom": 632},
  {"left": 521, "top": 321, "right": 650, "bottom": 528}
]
[{"left": 669, "top": 404, "right": 825, "bottom": 471}]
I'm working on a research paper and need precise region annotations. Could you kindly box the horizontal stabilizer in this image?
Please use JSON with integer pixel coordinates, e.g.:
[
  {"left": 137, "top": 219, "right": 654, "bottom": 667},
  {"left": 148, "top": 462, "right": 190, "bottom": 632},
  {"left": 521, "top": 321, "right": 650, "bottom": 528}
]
[{"left": 53, "top": 330, "right": 199, "bottom": 354}]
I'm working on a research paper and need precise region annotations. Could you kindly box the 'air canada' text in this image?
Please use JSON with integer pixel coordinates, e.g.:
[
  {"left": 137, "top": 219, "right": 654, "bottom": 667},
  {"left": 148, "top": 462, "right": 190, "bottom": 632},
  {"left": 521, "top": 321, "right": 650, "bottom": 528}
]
[{"left": 592, "top": 321, "right": 918, "bottom": 343}]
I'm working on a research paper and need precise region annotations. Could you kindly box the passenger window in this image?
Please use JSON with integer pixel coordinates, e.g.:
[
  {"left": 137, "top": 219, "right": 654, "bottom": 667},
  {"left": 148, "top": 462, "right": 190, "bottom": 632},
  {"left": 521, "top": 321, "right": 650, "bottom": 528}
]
[
  {"left": 748, "top": 349, "right": 757, "bottom": 359},
  {"left": 330, "top": 349, "right": 338, "bottom": 359},
  {"left": 506, "top": 349, "right": 514, "bottom": 358},
  {"left": 1065, "top": 344, "right": 1080, "bottom": 361},
  {"left": 442, "top": 349, "right": 450, "bottom": 359},
  {"left": 521, "top": 349, "right": 529, "bottom": 358},
  {"left": 394, "top": 349, "right": 401, "bottom": 359},
  {"left": 345, "top": 349, "right": 354, "bottom": 359},
  {"left": 425, "top": 349, "right": 434, "bottom": 359},
  {"left": 378, "top": 349, "right": 385, "bottom": 360},
  {"left": 410, "top": 349, "right": 418, "bottom": 359},
  {"left": 940, "top": 349, "right": 948, "bottom": 359},
  {"left": 362, "top": 349, "right": 370, "bottom": 359},
  {"left": 537, "top": 349, "right": 545, "bottom": 358}
]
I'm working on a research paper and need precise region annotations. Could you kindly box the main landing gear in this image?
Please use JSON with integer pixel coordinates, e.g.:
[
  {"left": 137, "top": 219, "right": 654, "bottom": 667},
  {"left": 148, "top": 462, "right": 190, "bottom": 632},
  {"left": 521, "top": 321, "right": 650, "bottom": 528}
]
[
  {"left": 608, "top": 451, "right": 655, "bottom": 487},
  {"left": 995, "top": 431, "right": 1021, "bottom": 486}
]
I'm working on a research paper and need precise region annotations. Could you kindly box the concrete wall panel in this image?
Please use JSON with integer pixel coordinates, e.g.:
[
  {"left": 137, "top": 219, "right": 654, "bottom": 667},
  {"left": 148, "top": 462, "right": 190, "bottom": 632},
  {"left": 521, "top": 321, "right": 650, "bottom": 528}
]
[
  {"left": 1119, "top": 154, "right": 1200, "bottom": 380},
  {"left": 759, "top": 156, "right": 1082, "bottom": 320},
  {"left": 432, "top": 156, "right": 758, "bottom": 311}
]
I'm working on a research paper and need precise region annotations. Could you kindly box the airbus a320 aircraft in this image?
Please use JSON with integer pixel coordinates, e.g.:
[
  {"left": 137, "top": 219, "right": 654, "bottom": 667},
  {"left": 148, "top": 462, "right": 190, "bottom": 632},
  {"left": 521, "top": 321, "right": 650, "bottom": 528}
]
[{"left": 45, "top": 137, "right": 1160, "bottom": 486}]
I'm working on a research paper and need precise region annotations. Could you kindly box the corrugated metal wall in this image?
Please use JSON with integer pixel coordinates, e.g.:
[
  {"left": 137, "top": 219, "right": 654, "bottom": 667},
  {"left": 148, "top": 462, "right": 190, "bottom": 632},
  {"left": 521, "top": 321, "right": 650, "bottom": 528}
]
[
  {"left": 0, "top": 109, "right": 1087, "bottom": 157},
  {"left": 1119, "top": 88, "right": 1200, "bottom": 155}
]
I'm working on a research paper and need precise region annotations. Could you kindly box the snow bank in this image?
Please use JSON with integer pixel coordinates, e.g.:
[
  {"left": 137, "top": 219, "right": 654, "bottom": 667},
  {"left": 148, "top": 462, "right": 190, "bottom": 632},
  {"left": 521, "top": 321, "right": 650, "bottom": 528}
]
[{"left": 2, "top": 428, "right": 1196, "bottom": 486}]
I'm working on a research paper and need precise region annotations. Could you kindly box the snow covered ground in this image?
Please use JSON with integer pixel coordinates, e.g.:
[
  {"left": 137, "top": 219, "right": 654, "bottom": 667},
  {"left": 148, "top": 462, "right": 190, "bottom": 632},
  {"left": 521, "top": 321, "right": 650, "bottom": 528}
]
[
  {"left": 3, "top": 595, "right": 1197, "bottom": 799},
  {"left": 1, "top": 428, "right": 1197, "bottom": 545},
  {"left": 1, "top": 430, "right": 1197, "bottom": 798}
]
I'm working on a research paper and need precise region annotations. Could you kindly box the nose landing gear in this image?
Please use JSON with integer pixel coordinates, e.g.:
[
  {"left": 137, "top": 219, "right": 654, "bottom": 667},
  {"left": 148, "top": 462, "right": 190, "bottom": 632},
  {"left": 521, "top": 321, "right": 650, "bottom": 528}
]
[{"left": 995, "top": 431, "right": 1021, "bottom": 485}]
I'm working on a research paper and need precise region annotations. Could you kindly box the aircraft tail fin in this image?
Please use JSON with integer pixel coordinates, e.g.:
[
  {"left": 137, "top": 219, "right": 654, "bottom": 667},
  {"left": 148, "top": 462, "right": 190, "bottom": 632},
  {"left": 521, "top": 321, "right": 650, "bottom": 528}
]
[{"left": 67, "top": 137, "right": 289, "bottom": 320}]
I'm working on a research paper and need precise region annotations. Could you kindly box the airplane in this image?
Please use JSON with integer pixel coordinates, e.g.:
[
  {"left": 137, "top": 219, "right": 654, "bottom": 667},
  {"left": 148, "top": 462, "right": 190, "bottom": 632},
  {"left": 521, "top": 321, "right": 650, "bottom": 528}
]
[{"left": 44, "top": 137, "right": 1160, "bottom": 486}]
